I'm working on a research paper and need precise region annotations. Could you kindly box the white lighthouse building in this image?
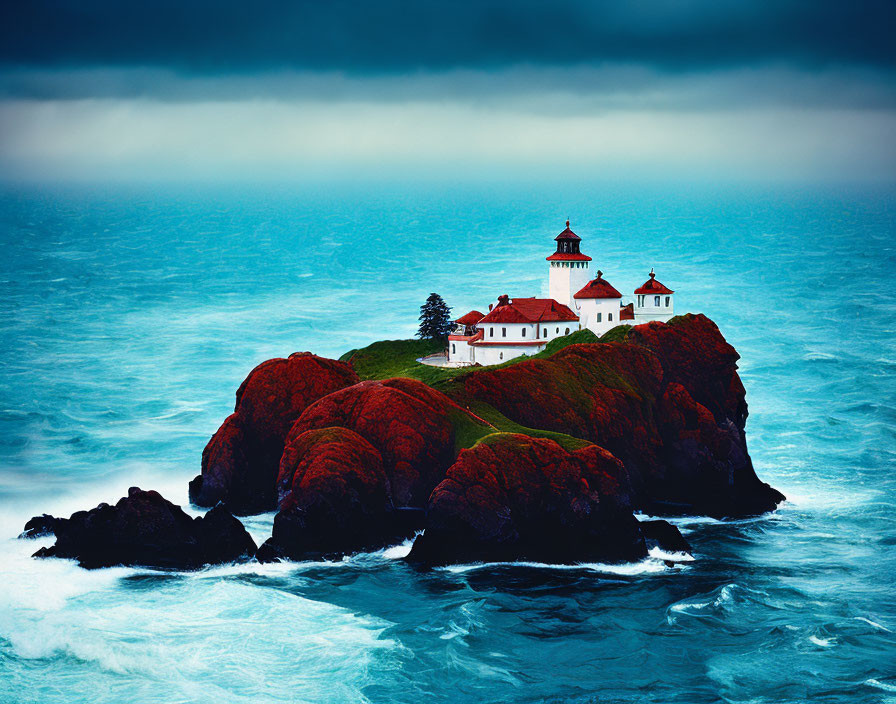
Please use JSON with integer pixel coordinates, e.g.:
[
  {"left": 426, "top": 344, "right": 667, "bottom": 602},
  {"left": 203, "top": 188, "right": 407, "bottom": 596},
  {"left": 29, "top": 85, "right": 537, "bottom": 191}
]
[
  {"left": 439, "top": 220, "right": 677, "bottom": 367},
  {"left": 547, "top": 221, "right": 592, "bottom": 308}
]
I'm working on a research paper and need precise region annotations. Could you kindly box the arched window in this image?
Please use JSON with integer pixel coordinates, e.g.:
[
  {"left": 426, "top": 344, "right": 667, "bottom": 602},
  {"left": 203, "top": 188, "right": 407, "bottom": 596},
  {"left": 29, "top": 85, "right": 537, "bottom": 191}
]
[
  {"left": 556, "top": 327, "right": 559, "bottom": 334},
  {"left": 565, "top": 328, "right": 570, "bottom": 335},
  {"left": 665, "top": 296, "right": 670, "bottom": 307},
  {"left": 499, "top": 352, "right": 504, "bottom": 360},
  {"left": 654, "top": 296, "right": 660, "bottom": 306}
]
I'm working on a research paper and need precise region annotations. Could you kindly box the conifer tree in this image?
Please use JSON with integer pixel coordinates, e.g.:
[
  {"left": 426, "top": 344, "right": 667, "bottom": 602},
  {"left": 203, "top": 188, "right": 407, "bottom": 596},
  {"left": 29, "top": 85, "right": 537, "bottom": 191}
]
[{"left": 417, "top": 293, "right": 453, "bottom": 341}]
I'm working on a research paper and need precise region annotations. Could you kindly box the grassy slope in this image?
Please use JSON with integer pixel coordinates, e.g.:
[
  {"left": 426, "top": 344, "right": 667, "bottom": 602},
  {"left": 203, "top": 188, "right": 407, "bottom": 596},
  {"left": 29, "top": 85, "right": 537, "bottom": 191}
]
[{"left": 340, "top": 329, "right": 624, "bottom": 453}]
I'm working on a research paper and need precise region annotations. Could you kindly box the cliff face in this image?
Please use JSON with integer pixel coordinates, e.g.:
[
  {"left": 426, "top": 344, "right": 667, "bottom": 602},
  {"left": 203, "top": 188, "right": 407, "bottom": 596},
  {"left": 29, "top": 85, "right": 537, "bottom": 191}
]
[
  {"left": 188, "top": 352, "right": 359, "bottom": 515},
  {"left": 451, "top": 314, "right": 783, "bottom": 517}
]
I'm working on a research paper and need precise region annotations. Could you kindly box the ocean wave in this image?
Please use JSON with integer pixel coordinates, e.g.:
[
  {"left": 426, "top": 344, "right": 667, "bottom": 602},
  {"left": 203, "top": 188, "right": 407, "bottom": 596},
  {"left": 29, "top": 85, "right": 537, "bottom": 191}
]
[{"left": 438, "top": 548, "right": 692, "bottom": 576}]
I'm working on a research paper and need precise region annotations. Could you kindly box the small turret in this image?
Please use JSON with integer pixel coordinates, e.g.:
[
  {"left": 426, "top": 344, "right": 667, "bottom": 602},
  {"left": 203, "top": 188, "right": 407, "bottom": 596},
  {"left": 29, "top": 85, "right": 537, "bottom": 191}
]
[{"left": 634, "top": 269, "right": 675, "bottom": 323}]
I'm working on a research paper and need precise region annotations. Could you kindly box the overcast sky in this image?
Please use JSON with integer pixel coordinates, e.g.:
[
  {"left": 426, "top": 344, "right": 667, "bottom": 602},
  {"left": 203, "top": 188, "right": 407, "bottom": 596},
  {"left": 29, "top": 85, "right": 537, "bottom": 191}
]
[{"left": 1, "top": 0, "right": 894, "bottom": 182}]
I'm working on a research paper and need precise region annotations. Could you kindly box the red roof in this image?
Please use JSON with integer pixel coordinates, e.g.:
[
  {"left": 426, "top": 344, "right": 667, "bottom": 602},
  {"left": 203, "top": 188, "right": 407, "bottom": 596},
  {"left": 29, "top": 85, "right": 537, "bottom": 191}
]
[
  {"left": 620, "top": 302, "right": 635, "bottom": 321},
  {"left": 634, "top": 271, "right": 674, "bottom": 295},
  {"left": 555, "top": 220, "right": 580, "bottom": 241},
  {"left": 478, "top": 296, "right": 579, "bottom": 324},
  {"left": 573, "top": 271, "right": 622, "bottom": 299},
  {"left": 546, "top": 251, "right": 592, "bottom": 262},
  {"left": 454, "top": 310, "right": 484, "bottom": 326}
]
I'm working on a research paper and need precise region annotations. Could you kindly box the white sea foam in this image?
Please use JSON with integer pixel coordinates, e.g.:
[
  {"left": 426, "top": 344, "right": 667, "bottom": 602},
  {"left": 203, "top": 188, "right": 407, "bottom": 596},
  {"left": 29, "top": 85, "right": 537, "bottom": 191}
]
[
  {"left": 866, "top": 679, "right": 896, "bottom": 693},
  {"left": 669, "top": 584, "right": 738, "bottom": 616},
  {"left": 439, "top": 549, "right": 691, "bottom": 576},
  {"left": 378, "top": 536, "right": 418, "bottom": 560},
  {"left": 854, "top": 616, "right": 893, "bottom": 633},
  {"left": 0, "top": 547, "right": 398, "bottom": 703},
  {"left": 809, "top": 635, "right": 835, "bottom": 648}
]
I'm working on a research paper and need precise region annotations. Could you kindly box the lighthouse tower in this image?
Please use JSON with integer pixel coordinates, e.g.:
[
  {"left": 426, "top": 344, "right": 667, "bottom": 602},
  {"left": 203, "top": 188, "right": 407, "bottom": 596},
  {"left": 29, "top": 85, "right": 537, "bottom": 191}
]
[{"left": 547, "top": 221, "right": 592, "bottom": 307}]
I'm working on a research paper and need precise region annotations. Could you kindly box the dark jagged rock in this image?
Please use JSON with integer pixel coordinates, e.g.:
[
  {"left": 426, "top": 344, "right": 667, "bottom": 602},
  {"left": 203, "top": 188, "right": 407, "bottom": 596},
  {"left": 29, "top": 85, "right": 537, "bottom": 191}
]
[
  {"left": 407, "top": 434, "right": 647, "bottom": 567},
  {"left": 19, "top": 513, "right": 64, "bottom": 539},
  {"left": 288, "top": 377, "right": 492, "bottom": 508},
  {"left": 639, "top": 519, "right": 692, "bottom": 554},
  {"left": 30, "top": 488, "right": 256, "bottom": 569},
  {"left": 453, "top": 314, "right": 784, "bottom": 518},
  {"left": 189, "top": 352, "right": 359, "bottom": 515}
]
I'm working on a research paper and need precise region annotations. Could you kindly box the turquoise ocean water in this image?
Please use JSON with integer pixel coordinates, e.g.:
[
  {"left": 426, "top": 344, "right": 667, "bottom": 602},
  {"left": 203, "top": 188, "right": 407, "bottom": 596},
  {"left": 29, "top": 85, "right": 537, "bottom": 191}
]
[{"left": 0, "top": 181, "right": 894, "bottom": 703}]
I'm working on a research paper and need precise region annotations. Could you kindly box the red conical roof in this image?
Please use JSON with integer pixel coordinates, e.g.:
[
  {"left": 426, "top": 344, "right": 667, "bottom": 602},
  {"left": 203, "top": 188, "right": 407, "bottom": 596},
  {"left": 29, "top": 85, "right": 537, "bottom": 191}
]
[
  {"left": 634, "top": 270, "right": 674, "bottom": 295},
  {"left": 573, "top": 271, "right": 623, "bottom": 299}
]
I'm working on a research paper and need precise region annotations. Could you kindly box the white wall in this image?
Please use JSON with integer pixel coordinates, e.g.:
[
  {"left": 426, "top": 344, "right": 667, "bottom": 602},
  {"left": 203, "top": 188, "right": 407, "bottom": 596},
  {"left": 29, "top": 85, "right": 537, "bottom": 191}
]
[
  {"left": 473, "top": 344, "right": 542, "bottom": 366},
  {"left": 575, "top": 298, "right": 625, "bottom": 336},
  {"left": 480, "top": 321, "right": 538, "bottom": 343},
  {"left": 634, "top": 293, "right": 674, "bottom": 323},
  {"left": 537, "top": 320, "right": 578, "bottom": 342},
  {"left": 549, "top": 261, "right": 591, "bottom": 307},
  {"left": 448, "top": 338, "right": 474, "bottom": 364}
]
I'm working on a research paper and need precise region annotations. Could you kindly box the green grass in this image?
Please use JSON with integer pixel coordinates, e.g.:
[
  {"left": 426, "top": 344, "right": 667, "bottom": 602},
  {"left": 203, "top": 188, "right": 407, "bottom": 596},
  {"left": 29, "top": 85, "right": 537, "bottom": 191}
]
[
  {"left": 461, "top": 400, "right": 593, "bottom": 452},
  {"left": 341, "top": 338, "right": 447, "bottom": 381},
  {"left": 538, "top": 328, "right": 600, "bottom": 355},
  {"left": 342, "top": 329, "right": 610, "bottom": 388},
  {"left": 597, "top": 324, "right": 633, "bottom": 343}
]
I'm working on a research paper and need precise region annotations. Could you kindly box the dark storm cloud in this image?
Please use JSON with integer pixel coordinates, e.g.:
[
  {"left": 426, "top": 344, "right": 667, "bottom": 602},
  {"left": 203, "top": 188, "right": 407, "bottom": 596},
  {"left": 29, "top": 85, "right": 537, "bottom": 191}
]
[{"left": 1, "top": 0, "right": 894, "bottom": 75}]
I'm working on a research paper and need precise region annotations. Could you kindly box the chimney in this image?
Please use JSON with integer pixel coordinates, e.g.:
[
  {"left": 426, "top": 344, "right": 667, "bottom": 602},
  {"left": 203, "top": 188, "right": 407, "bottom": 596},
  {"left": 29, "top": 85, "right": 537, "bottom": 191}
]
[{"left": 497, "top": 294, "right": 510, "bottom": 307}]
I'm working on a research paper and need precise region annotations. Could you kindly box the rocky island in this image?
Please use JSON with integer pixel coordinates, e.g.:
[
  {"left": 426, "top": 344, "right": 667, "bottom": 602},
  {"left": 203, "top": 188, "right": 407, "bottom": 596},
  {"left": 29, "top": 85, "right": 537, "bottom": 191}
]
[{"left": 23, "top": 314, "right": 784, "bottom": 569}]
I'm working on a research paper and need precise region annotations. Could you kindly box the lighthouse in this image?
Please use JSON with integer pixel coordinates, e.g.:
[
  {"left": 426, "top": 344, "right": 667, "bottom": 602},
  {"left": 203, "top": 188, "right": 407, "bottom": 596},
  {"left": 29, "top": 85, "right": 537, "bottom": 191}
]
[{"left": 547, "top": 220, "right": 592, "bottom": 307}]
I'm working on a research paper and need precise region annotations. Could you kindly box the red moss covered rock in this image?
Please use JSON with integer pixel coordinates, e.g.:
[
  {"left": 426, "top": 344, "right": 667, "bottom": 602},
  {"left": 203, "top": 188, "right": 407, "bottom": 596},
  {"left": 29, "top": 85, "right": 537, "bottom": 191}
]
[
  {"left": 407, "top": 433, "right": 649, "bottom": 566},
  {"left": 453, "top": 315, "right": 783, "bottom": 517},
  {"left": 288, "top": 377, "right": 491, "bottom": 508},
  {"left": 627, "top": 314, "right": 747, "bottom": 426},
  {"left": 256, "top": 427, "right": 401, "bottom": 560},
  {"left": 189, "top": 352, "right": 359, "bottom": 514}
]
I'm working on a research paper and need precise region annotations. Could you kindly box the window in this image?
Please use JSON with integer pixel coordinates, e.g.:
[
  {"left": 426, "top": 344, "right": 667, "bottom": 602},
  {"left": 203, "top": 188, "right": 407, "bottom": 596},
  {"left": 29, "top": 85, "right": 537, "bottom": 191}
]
[
  {"left": 654, "top": 296, "right": 660, "bottom": 306},
  {"left": 522, "top": 328, "right": 526, "bottom": 338},
  {"left": 565, "top": 328, "right": 570, "bottom": 335},
  {"left": 502, "top": 327, "right": 506, "bottom": 338},
  {"left": 499, "top": 352, "right": 503, "bottom": 360},
  {"left": 609, "top": 313, "right": 613, "bottom": 321},
  {"left": 556, "top": 327, "right": 559, "bottom": 334},
  {"left": 489, "top": 327, "right": 494, "bottom": 338},
  {"left": 597, "top": 312, "right": 602, "bottom": 323},
  {"left": 543, "top": 328, "right": 548, "bottom": 338},
  {"left": 451, "top": 344, "right": 456, "bottom": 354},
  {"left": 665, "top": 296, "right": 670, "bottom": 307}
]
